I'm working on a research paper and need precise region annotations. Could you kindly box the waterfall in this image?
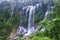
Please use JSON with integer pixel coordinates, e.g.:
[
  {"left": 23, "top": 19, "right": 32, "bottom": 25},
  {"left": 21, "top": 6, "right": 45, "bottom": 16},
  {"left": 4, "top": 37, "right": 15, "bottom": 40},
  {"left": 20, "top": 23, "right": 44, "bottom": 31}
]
[
  {"left": 45, "top": 2, "right": 51, "bottom": 18},
  {"left": 40, "top": 2, "right": 51, "bottom": 32},
  {"left": 13, "top": 1, "right": 52, "bottom": 40},
  {"left": 13, "top": 5, "right": 38, "bottom": 40},
  {"left": 28, "top": 6, "right": 35, "bottom": 31},
  {"left": 24, "top": 6, "right": 36, "bottom": 36}
]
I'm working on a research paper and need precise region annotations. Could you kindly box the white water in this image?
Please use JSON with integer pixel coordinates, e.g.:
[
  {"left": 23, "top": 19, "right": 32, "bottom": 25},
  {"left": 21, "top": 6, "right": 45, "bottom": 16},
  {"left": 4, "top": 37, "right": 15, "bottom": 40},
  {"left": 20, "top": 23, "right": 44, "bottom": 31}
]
[
  {"left": 13, "top": 3, "right": 51, "bottom": 40},
  {"left": 45, "top": 4, "right": 50, "bottom": 18},
  {"left": 24, "top": 6, "right": 36, "bottom": 36},
  {"left": 13, "top": 4, "right": 39, "bottom": 39},
  {"left": 28, "top": 6, "right": 35, "bottom": 30},
  {"left": 45, "top": 10, "right": 49, "bottom": 18}
]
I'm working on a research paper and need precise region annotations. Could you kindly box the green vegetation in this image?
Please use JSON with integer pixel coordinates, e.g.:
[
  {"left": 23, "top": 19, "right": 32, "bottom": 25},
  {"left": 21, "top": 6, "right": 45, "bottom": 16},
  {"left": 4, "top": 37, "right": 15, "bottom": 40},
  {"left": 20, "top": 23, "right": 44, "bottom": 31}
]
[
  {"left": 17, "top": 0, "right": 60, "bottom": 40},
  {"left": 0, "top": 0, "right": 60, "bottom": 40},
  {"left": 0, "top": 1, "right": 20, "bottom": 40}
]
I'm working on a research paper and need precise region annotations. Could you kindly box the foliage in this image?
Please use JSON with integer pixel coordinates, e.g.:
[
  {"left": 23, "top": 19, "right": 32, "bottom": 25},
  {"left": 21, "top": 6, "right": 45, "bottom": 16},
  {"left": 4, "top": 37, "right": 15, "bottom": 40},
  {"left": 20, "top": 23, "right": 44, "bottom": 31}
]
[
  {"left": 17, "top": 0, "right": 60, "bottom": 40},
  {"left": 0, "top": 0, "right": 60, "bottom": 40},
  {"left": 39, "top": 0, "right": 60, "bottom": 40},
  {"left": 0, "top": 1, "right": 20, "bottom": 40}
]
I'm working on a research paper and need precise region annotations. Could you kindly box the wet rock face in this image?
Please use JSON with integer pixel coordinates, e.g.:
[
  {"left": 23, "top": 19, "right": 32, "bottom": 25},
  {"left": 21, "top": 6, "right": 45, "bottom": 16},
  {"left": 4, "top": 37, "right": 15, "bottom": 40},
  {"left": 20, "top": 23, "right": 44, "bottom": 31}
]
[
  {"left": 16, "top": 1, "right": 51, "bottom": 35},
  {"left": 13, "top": 0, "right": 53, "bottom": 10},
  {"left": 20, "top": 4, "right": 43, "bottom": 27},
  {"left": 10, "top": 0, "right": 53, "bottom": 39},
  {"left": 19, "top": 1, "right": 51, "bottom": 26}
]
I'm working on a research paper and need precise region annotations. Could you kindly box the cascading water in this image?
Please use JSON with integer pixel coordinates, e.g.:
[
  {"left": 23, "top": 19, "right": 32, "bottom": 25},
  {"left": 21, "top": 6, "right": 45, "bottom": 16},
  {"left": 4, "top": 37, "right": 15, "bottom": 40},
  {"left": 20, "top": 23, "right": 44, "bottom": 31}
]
[
  {"left": 13, "top": 5, "right": 39, "bottom": 40},
  {"left": 24, "top": 6, "right": 36, "bottom": 36},
  {"left": 45, "top": 4, "right": 50, "bottom": 18},
  {"left": 12, "top": 0, "right": 52, "bottom": 40},
  {"left": 40, "top": 2, "right": 51, "bottom": 32}
]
